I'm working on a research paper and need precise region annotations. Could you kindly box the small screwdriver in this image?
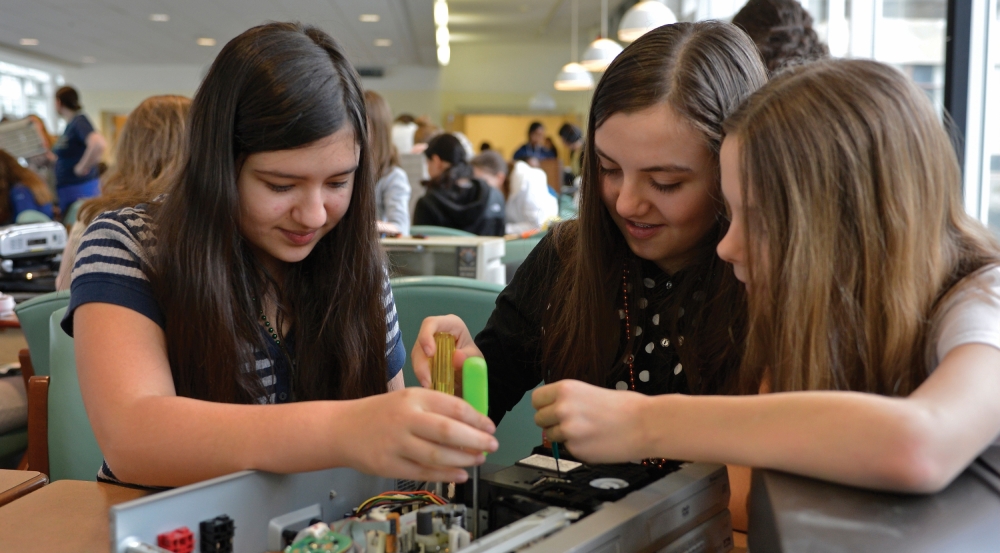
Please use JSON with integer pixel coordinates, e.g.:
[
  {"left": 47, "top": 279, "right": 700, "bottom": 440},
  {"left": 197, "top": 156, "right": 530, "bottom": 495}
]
[{"left": 552, "top": 442, "right": 562, "bottom": 479}]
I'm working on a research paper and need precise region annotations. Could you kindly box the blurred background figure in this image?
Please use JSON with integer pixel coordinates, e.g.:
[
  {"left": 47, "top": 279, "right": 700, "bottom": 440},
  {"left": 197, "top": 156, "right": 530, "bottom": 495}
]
[
  {"left": 732, "top": 0, "right": 829, "bottom": 73},
  {"left": 513, "top": 121, "right": 557, "bottom": 166},
  {"left": 0, "top": 149, "right": 54, "bottom": 223},
  {"left": 391, "top": 113, "right": 417, "bottom": 157},
  {"left": 412, "top": 116, "right": 442, "bottom": 154},
  {"left": 56, "top": 95, "right": 191, "bottom": 290},
  {"left": 414, "top": 133, "right": 505, "bottom": 236},
  {"left": 365, "top": 91, "right": 411, "bottom": 236},
  {"left": 472, "top": 150, "right": 557, "bottom": 235},
  {"left": 53, "top": 86, "right": 106, "bottom": 214},
  {"left": 558, "top": 123, "right": 584, "bottom": 182}
]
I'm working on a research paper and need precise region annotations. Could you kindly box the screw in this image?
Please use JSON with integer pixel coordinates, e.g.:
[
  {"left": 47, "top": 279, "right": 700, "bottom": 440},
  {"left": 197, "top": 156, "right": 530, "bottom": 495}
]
[{"left": 329, "top": 490, "right": 338, "bottom": 500}]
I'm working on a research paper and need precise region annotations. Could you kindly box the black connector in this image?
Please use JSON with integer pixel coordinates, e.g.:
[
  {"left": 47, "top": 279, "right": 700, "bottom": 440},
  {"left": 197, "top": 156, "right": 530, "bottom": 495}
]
[{"left": 199, "top": 515, "right": 235, "bottom": 553}]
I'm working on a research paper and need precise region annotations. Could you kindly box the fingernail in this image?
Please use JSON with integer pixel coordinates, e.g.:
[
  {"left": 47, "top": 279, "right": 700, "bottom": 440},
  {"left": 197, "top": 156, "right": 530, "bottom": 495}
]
[
  {"left": 422, "top": 344, "right": 433, "bottom": 356},
  {"left": 490, "top": 439, "right": 498, "bottom": 451}
]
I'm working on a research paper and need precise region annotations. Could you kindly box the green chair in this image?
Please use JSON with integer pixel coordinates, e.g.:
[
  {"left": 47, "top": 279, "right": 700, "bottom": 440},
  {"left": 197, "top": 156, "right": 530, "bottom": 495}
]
[
  {"left": 409, "top": 225, "right": 476, "bottom": 237},
  {"left": 391, "top": 276, "right": 538, "bottom": 466},
  {"left": 62, "top": 200, "right": 83, "bottom": 227},
  {"left": 14, "top": 290, "right": 71, "bottom": 378},
  {"left": 45, "top": 307, "right": 102, "bottom": 481},
  {"left": 14, "top": 209, "right": 52, "bottom": 224}
]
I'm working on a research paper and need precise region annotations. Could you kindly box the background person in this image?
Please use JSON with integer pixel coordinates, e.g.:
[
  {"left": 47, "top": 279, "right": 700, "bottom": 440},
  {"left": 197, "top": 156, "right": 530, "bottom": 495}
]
[
  {"left": 0, "top": 149, "right": 54, "bottom": 222},
  {"left": 56, "top": 94, "right": 192, "bottom": 290},
  {"left": 53, "top": 86, "right": 106, "bottom": 213},
  {"left": 471, "top": 150, "right": 557, "bottom": 235},
  {"left": 512, "top": 121, "right": 557, "bottom": 166},
  {"left": 413, "top": 133, "right": 506, "bottom": 236},
  {"left": 364, "top": 91, "right": 411, "bottom": 236},
  {"left": 732, "top": 0, "right": 829, "bottom": 73}
]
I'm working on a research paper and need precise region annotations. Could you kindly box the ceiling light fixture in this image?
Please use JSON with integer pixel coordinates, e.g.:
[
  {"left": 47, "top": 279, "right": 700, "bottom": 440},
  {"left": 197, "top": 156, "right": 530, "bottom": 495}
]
[
  {"left": 618, "top": 0, "right": 677, "bottom": 43},
  {"left": 149, "top": 14, "right": 170, "bottom": 22},
  {"left": 359, "top": 14, "right": 380, "bottom": 22},
  {"left": 197, "top": 37, "right": 216, "bottom": 46},
  {"left": 19, "top": 38, "right": 39, "bottom": 46},
  {"left": 434, "top": 0, "right": 450, "bottom": 66},
  {"left": 374, "top": 38, "right": 392, "bottom": 47},
  {"left": 581, "top": 0, "right": 623, "bottom": 72},
  {"left": 554, "top": 0, "right": 594, "bottom": 91}
]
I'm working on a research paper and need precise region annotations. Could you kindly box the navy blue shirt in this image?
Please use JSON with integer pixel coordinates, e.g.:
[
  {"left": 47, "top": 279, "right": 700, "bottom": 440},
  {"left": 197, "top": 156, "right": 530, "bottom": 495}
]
[
  {"left": 8, "top": 183, "right": 54, "bottom": 222},
  {"left": 512, "top": 143, "right": 557, "bottom": 162},
  {"left": 53, "top": 114, "right": 99, "bottom": 186}
]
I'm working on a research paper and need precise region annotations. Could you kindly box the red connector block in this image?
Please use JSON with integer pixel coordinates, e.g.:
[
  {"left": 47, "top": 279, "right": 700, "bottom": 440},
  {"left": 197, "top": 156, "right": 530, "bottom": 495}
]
[{"left": 157, "top": 527, "right": 195, "bottom": 553}]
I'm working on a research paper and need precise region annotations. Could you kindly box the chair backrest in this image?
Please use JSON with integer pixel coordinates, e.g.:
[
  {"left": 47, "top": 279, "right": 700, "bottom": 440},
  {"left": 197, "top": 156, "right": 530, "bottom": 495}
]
[
  {"left": 13, "top": 290, "right": 71, "bottom": 377},
  {"left": 62, "top": 200, "right": 83, "bottom": 227},
  {"left": 15, "top": 209, "right": 52, "bottom": 224},
  {"left": 391, "top": 276, "right": 537, "bottom": 466},
  {"left": 47, "top": 307, "right": 102, "bottom": 481},
  {"left": 409, "top": 225, "right": 476, "bottom": 237}
]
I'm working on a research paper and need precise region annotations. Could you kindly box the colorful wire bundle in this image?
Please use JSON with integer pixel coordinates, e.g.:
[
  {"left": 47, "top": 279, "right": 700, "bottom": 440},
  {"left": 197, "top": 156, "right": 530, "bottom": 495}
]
[{"left": 355, "top": 491, "right": 448, "bottom": 516}]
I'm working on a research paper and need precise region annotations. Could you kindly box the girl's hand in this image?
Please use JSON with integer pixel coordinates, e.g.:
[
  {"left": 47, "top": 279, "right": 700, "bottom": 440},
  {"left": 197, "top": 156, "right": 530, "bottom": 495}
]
[
  {"left": 532, "top": 380, "right": 649, "bottom": 464},
  {"left": 411, "top": 315, "right": 484, "bottom": 388},
  {"left": 343, "top": 387, "right": 497, "bottom": 483}
]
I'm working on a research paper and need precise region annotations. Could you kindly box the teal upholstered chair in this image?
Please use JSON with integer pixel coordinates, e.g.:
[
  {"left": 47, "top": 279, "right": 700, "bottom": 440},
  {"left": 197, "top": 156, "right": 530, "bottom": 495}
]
[
  {"left": 43, "top": 307, "right": 102, "bottom": 481},
  {"left": 15, "top": 209, "right": 52, "bottom": 224},
  {"left": 14, "top": 290, "right": 71, "bottom": 379},
  {"left": 391, "top": 276, "right": 538, "bottom": 466},
  {"left": 409, "top": 225, "right": 476, "bottom": 237},
  {"left": 1, "top": 291, "right": 71, "bottom": 463},
  {"left": 500, "top": 232, "right": 547, "bottom": 283},
  {"left": 62, "top": 200, "right": 83, "bottom": 227}
]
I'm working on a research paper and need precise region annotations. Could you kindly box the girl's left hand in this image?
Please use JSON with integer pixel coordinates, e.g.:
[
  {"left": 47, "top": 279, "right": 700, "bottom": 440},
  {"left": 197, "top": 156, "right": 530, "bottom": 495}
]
[{"left": 532, "top": 379, "right": 650, "bottom": 464}]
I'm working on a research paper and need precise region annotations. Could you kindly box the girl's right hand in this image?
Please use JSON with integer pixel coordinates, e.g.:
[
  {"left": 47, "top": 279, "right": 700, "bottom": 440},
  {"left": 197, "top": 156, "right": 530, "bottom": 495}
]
[
  {"left": 411, "top": 315, "right": 484, "bottom": 388},
  {"left": 343, "top": 387, "right": 497, "bottom": 483}
]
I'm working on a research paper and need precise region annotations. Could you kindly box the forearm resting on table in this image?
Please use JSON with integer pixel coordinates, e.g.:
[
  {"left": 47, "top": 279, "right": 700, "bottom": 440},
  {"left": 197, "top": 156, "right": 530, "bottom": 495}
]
[
  {"left": 94, "top": 395, "right": 360, "bottom": 488},
  {"left": 638, "top": 370, "right": 1000, "bottom": 494}
]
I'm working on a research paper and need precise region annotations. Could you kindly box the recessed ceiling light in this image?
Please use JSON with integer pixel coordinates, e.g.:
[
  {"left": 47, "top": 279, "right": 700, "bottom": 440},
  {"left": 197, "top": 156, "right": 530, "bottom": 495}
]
[
  {"left": 149, "top": 14, "right": 169, "bottom": 22},
  {"left": 359, "top": 14, "right": 380, "bottom": 22},
  {"left": 197, "top": 38, "right": 216, "bottom": 46},
  {"left": 374, "top": 38, "right": 392, "bottom": 47},
  {"left": 20, "top": 38, "right": 39, "bottom": 46},
  {"left": 82, "top": 56, "right": 97, "bottom": 63}
]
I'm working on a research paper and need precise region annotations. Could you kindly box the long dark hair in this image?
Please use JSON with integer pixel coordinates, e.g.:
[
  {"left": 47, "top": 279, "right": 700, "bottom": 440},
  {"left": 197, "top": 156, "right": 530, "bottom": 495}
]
[
  {"left": 542, "top": 22, "right": 767, "bottom": 395},
  {"left": 150, "top": 22, "right": 387, "bottom": 403}
]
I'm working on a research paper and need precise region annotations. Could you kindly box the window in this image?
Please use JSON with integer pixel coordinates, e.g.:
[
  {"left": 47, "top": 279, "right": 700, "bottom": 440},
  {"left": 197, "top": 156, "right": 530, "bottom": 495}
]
[
  {"left": 984, "top": 1, "right": 1000, "bottom": 234},
  {"left": 0, "top": 60, "right": 58, "bottom": 132}
]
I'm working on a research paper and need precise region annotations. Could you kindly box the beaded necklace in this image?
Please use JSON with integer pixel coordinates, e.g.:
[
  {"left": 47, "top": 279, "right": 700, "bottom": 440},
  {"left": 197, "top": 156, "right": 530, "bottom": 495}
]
[
  {"left": 252, "top": 297, "right": 281, "bottom": 345},
  {"left": 620, "top": 263, "right": 669, "bottom": 470}
]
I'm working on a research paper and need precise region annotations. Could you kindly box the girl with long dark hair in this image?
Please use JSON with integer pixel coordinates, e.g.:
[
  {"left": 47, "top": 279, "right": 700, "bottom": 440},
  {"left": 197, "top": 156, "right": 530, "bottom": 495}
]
[
  {"left": 413, "top": 22, "right": 766, "bottom": 525},
  {"left": 64, "top": 22, "right": 495, "bottom": 489}
]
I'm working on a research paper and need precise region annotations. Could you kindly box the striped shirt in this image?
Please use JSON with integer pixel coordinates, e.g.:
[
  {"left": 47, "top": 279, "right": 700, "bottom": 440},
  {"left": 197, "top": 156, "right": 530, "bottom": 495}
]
[{"left": 61, "top": 204, "right": 405, "bottom": 487}]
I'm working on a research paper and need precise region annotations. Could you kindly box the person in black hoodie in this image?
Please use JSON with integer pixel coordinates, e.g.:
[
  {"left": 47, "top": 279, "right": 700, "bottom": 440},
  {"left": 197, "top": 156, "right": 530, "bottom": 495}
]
[{"left": 413, "top": 133, "right": 505, "bottom": 236}]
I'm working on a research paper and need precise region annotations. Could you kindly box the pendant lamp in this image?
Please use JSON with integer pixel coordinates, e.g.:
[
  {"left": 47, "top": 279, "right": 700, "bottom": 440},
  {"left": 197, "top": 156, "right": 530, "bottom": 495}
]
[
  {"left": 555, "top": 0, "right": 595, "bottom": 91},
  {"left": 581, "top": 0, "right": 623, "bottom": 72},
  {"left": 618, "top": 0, "right": 677, "bottom": 43}
]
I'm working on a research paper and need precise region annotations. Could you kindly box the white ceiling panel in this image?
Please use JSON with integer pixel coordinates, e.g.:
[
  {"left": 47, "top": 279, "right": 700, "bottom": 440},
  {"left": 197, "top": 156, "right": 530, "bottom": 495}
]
[{"left": 0, "top": 0, "right": 620, "bottom": 67}]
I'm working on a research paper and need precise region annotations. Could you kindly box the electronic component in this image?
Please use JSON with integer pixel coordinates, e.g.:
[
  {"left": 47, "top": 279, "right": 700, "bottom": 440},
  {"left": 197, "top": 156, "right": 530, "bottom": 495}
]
[
  {"left": 156, "top": 527, "right": 194, "bottom": 553},
  {"left": 199, "top": 515, "right": 234, "bottom": 553}
]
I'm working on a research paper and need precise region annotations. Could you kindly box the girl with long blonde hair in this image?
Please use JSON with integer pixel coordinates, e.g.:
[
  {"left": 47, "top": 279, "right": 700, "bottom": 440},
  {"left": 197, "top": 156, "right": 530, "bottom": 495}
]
[
  {"left": 534, "top": 58, "right": 1000, "bottom": 501},
  {"left": 56, "top": 94, "right": 192, "bottom": 290}
]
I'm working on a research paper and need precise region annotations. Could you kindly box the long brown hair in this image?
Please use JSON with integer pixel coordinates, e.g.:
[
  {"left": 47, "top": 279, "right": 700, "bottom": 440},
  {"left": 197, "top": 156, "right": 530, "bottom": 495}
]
[
  {"left": 542, "top": 22, "right": 767, "bottom": 394},
  {"left": 725, "top": 59, "right": 1000, "bottom": 395},
  {"left": 150, "top": 22, "right": 387, "bottom": 404},
  {"left": 0, "top": 149, "right": 53, "bottom": 221},
  {"left": 364, "top": 90, "right": 399, "bottom": 181},
  {"left": 78, "top": 95, "right": 190, "bottom": 226}
]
